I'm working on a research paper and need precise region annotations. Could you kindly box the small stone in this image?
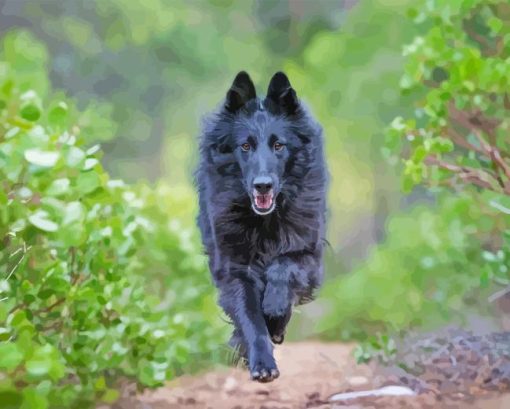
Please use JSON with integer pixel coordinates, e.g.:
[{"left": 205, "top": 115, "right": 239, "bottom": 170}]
[
  {"left": 223, "top": 376, "right": 238, "bottom": 393},
  {"left": 347, "top": 376, "right": 368, "bottom": 386}
]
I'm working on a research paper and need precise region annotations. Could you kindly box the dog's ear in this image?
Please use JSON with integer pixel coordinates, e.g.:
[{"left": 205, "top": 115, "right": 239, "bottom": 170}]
[
  {"left": 266, "top": 71, "right": 299, "bottom": 115},
  {"left": 225, "top": 71, "right": 257, "bottom": 113}
]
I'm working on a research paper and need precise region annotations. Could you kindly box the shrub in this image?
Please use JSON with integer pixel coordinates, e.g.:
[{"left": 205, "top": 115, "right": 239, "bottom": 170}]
[
  {"left": 0, "top": 33, "right": 226, "bottom": 409},
  {"left": 385, "top": 0, "right": 510, "bottom": 196},
  {"left": 386, "top": 1, "right": 510, "bottom": 290},
  {"left": 319, "top": 0, "right": 510, "bottom": 341},
  {"left": 318, "top": 193, "right": 500, "bottom": 339}
]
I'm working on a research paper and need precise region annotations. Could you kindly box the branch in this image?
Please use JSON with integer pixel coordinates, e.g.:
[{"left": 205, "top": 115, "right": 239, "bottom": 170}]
[
  {"left": 472, "top": 128, "right": 510, "bottom": 186},
  {"left": 449, "top": 103, "right": 502, "bottom": 144},
  {"left": 504, "top": 94, "right": 510, "bottom": 111},
  {"left": 425, "top": 155, "right": 505, "bottom": 193},
  {"left": 446, "top": 126, "right": 485, "bottom": 156},
  {"left": 40, "top": 320, "right": 63, "bottom": 332},
  {"left": 38, "top": 298, "right": 65, "bottom": 314},
  {"left": 488, "top": 286, "right": 510, "bottom": 303},
  {"left": 446, "top": 103, "right": 510, "bottom": 194},
  {"left": 464, "top": 23, "right": 496, "bottom": 55},
  {"left": 6, "top": 243, "right": 30, "bottom": 281}
]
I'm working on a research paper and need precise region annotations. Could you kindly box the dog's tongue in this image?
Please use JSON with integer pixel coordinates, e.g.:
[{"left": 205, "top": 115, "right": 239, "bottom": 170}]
[{"left": 255, "top": 193, "right": 273, "bottom": 209}]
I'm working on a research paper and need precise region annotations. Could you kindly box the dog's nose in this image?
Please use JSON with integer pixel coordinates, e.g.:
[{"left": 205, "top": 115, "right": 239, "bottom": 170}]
[{"left": 253, "top": 176, "right": 273, "bottom": 194}]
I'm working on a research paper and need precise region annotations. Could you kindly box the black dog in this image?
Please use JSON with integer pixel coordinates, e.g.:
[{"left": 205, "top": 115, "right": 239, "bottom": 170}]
[{"left": 195, "top": 71, "right": 328, "bottom": 382}]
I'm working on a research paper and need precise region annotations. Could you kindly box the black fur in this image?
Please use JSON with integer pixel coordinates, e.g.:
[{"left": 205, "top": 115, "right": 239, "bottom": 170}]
[{"left": 195, "top": 71, "right": 328, "bottom": 382}]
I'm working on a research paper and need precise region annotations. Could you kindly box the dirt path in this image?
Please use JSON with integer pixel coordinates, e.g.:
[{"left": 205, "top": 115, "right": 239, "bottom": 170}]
[{"left": 117, "top": 342, "right": 510, "bottom": 409}]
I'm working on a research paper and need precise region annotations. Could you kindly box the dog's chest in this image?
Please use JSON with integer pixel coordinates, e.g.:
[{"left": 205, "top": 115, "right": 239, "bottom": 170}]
[{"left": 219, "top": 217, "right": 310, "bottom": 265}]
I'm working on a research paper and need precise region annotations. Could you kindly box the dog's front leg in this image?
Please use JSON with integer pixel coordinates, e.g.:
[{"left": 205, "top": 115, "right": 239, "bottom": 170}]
[
  {"left": 219, "top": 275, "right": 279, "bottom": 382},
  {"left": 262, "top": 252, "right": 323, "bottom": 342}
]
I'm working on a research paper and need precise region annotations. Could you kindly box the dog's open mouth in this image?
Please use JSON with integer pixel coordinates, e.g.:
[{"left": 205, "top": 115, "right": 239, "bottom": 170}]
[{"left": 252, "top": 190, "right": 275, "bottom": 215}]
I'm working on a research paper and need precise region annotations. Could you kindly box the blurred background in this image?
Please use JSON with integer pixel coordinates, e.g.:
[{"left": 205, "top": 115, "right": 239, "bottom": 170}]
[
  {"left": 0, "top": 0, "right": 409, "bottom": 259},
  {"left": 1, "top": 0, "right": 509, "bottom": 407}
]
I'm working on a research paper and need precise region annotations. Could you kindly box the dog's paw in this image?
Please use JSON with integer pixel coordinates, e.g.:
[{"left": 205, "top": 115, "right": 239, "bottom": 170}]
[
  {"left": 271, "top": 333, "right": 285, "bottom": 344},
  {"left": 262, "top": 283, "right": 291, "bottom": 318},
  {"left": 249, "top": 353, "right": 280, "bottom": 383},
  {"left": 265, "top": 314, "right": 290, "bottom": 345}
]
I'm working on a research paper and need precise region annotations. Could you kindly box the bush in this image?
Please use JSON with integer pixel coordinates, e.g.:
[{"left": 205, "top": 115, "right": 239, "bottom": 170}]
[
  {"left": 318, "top": 193, "right": 501, "bottom": 339},
  {"left": 0, "top": 33, "right": 226, "bottom": 408},
  {"left": 385, "top": 0, "right": 510, "bottom": 195},
  {"left": 319, "top": 0, "right": 510, "bottom": 341},
  {"left": 386, "top": 1, "right": 510, "bottom": 289}
]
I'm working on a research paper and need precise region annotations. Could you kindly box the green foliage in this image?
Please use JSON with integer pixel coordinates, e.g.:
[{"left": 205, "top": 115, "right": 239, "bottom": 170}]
[
  {"left": 385, "top": 0, "right": 510, "bottom": 195},
  {"left": 319, "top": 193, "right": 500, "bottom": 339},
  {"left": 353, "top": 333, "right": 396, "bottom": 365},
  {"left": 0, "top": 39, "right": 226, "bottom": 408},
  {"left": 386, "top": 0, "right": 510, "bottom": 293},
  {"left": 281, "top": 0, "right": 417, "bottom": 254},
  {"left": 321, "top": 0, "right": 510, "bottom": 345},
  {"left": 4, "top": 2, "right": 509, "bottom": 397}
]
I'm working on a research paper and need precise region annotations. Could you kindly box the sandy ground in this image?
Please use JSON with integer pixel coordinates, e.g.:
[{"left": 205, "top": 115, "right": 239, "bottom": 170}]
[{"left": 113, "top": 342, "right": 510, "bottom": 409}]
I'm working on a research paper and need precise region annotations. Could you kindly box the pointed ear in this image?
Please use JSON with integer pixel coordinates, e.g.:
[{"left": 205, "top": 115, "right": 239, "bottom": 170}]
[
  {"left": 225, "top": 71, "right": 256, "bottom": 113},
  {"left": 266, "top": 71, "right": 299, "bottom": 115}
]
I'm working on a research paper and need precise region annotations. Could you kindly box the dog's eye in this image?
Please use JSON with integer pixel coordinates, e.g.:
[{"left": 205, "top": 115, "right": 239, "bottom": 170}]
[
  {"left": 241, "top": 143, "right": 251, "bottom": 151},
  {"left": 274, "top": 142, "right": 284, "bottom": 151}
]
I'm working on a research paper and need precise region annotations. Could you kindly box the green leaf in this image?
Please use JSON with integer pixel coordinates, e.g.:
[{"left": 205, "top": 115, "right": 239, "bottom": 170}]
[
  {"left": 19, "top": 90, "right": 42, "bottom": 122},
  {"left": 0, "top": 391, "right": 22, "bottom": 409},
  {"left": 25, "top": 359, "right": 51, "bottom": 377},
  {"left": 5, "top": 127, "right": 20, "bottom": 139},
  {"left": 83, "top": 157, "right": 99, "bottom": 170},
  {"left": 480, "top": 268, "right": 490, "bottom": 288},
  {"left": 48, "top": 101, "right": 68, "bottom": 127},
  {"left": 25, "top": 345, "right": 65, "bottom": 380},
  {"left": 20, "top": 105, "right": 41, "bottom": 121},
  {"left": 0, "top": 343, "right": 23, "bottom": 370},
  {"left": 24, "top": 149, "right": 60, "bottom": 167},
  {"left": 65, "top": 146, "right": 86, "bottom": 168},
  {"left": 101, "top": 389, "right": 120, "bottom": 404},
  {"left": 28, "top": 211, "right": 58, "bottom": 232},
  {"left": 94, "top": 376, "right": 106, "bottom": 391},
  {"left": 488, "top": 17, "right": 503, "bottom": 34},
  {"left": 76, "top": 171, "right": 101, "bottom": 194},
  {"left": 45, "top": 178, "right": 70, "bottom": 196},
  {"left": 62, "top": 201, "right": 84, "bottom": 225},
  {"left": 86, "top": 144, "right": 101, "bottom": 155},
  {"left": 21, "top": 388, "right": 48, "bottom": 409}
]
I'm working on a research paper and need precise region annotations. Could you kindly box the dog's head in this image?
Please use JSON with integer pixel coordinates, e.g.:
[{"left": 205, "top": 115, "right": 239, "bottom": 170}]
[{"left": 207, "top": 71, "right": 320, "bottom": 216}]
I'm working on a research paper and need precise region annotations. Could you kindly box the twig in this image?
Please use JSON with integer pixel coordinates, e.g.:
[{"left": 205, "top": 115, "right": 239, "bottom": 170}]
[
  {"left": 6, "top": 243, "right": 30, "bottom": 281},
  {"left": 471, "top": 128, "right": 510, "bottom": 192},
  {"left": 446, "top": 103, "right": 510, "bottom": 194},
  {"left": 449, "top": 104, "right": 503, "bottom": 149},
  {"left": 9, "top": 302, "right": 26, "bottom": 314},
  {"left": 425, "top": 156, "right": 502, "bottom": 193},
  {"left": 446, "top": 126, "right": 485, "bottom": 156},
  {"left": 40, "top": 320, "right": 63, "bottom": 332},
  {"left": 9, "top": 247, "right": 23, "bottom": 258},
  {"left": 504, "top": 94, "right": 510, "bottom": 111},
  {"left": 38, "top": 298, "right": 65, "bottom": 314},
  {"left": 489, "top": 200, "right": 510, "bottom": 215},
  {"left": 464, "top": 23, "right": 495, "bottom": 55},
  {"left": 488, "top": 286, "right": 510, "bottom": 303}
]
